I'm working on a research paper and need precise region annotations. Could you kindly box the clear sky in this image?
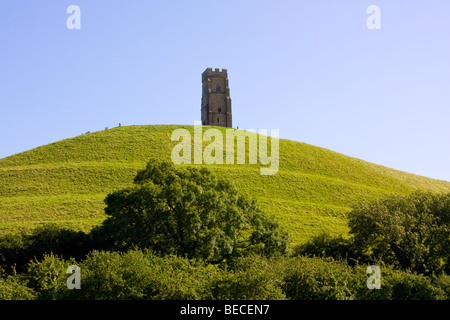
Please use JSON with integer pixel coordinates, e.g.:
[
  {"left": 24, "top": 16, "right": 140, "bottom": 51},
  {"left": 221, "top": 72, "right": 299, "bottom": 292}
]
[{"left": 0, "top": 0, "right": 449, "bottom": 181}]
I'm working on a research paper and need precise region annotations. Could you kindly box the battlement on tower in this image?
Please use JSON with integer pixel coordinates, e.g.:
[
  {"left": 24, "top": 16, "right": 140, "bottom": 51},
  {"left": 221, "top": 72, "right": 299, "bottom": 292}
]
[{"left": 202, "top": 68, "right": 228, "bottom": 80}]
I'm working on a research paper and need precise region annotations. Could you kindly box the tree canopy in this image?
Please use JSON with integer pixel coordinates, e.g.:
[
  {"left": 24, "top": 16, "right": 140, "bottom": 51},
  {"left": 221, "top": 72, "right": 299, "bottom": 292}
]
[
  {"left": 93, "top": 161, "right": 290, "bottom": 262},
  {"left": 348, "top": 192, "right": 450, "bottom": 275}
]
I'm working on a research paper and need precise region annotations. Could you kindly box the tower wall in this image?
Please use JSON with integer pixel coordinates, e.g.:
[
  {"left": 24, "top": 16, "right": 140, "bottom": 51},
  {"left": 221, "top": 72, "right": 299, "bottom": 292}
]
[{"left": 201, "top": 68, "right": 232, "bottom": 128}]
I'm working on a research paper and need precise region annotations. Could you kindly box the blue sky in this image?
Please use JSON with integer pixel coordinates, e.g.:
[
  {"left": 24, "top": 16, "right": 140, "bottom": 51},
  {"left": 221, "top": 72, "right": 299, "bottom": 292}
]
[{"left": 0, "top": 0, "right": 449, "bottom": 181}]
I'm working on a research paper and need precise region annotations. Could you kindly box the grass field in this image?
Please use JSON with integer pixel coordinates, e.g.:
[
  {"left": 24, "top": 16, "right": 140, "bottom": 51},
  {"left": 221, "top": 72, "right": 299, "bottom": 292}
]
[{"left": 1, "top": 124, "right": 449, "bottom": 245}]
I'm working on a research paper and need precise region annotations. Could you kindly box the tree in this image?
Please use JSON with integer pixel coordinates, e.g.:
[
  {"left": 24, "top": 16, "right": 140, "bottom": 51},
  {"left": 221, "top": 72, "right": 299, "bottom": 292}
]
[
  {"left": 92, "top": 161, "right": 290, "bottom": 262},
  {"left": 348, "top": 192, "right": 450, "bottom": 275},
  {"left": 0, "top": 224, "right": 91, "bottom": 274}
]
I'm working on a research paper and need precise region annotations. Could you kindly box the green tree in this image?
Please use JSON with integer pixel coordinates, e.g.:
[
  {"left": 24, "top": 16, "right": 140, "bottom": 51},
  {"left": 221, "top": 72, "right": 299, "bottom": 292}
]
[
  {"left": 282, "top": 256, "right": 357, "bottom": 300},
  {"left": 24, "top": 253, "right": 70, "bottom": 300},
  {"left": 353, "top": 264, "right": 444, "bottom": 300},
  {"left": 211, "top": 254, "right": 286, "bottom": 300},
  {"left": 293, "top": 233, "right": 357, "bottom": 264},
  {"left": 348, "top": 192, "right": 450, "bottom": 275},
  {"left": 0, "top": 224, "right": 91, "bottom": 274},
  {"left": 92, "top": 161, "right": 290, "bottom": 262},
  {"left": 0, "top": 267, "right": 35, "bottom": 300}
]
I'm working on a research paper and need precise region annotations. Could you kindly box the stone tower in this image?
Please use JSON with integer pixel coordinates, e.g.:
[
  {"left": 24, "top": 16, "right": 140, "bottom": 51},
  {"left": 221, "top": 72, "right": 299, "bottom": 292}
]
[{"left": 201, "top": 68, "right": 232, "bottom": 127}]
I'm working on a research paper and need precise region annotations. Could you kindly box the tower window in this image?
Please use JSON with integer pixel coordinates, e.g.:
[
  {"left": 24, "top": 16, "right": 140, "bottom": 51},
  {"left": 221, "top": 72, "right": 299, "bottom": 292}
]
[
  {"left": 218, "top": 108, "right": 221, "bottom": 112},
  {"left": 217, "top": 118, "right": 220, "bottom": 123},
  {"left": 215, "top": 84, "right": 221, "bottom": 92}
]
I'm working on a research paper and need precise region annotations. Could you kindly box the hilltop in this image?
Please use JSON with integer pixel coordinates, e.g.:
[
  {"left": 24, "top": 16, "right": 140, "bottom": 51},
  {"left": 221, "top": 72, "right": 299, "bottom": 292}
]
[{"left": 1, "top": 125, "right": 449, "bottom": 245}]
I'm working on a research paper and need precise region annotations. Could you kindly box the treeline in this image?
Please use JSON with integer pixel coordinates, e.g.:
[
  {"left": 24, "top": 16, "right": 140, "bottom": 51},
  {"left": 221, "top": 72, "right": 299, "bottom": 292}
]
[
  {"left": 1, "top": 162, "right": 449, "bottom": 300},
  {"left": 1, "top": 247, "right": 449, "bottom": 300}
]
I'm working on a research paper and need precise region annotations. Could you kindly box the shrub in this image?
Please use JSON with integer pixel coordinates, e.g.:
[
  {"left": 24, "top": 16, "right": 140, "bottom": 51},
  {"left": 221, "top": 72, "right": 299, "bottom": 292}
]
[
  {"left": 0, "top": 224, "right": 91, "bottom": 275},
  {"left": 60, "top": 250, "right": 221, "bottom": 300},
  {"left": 431, "top": 274, "right": 450, "bottom": 300},
  {"left": 146, "top": 253, "right": 221, "bottom": 300},
  {"left": 0, "top": 270, "right": 35, "bottom": 300},
  {"left": 10, "top": 249, "right": 448, "bottom": 300},
  {"left": 348, "top": 192, "right": 450, "bottom": 275},
  {"left": 0, "top": 232, "right": 31, "bottom": 274},
  {"left": 211, "top": 255, "right": 286, "bottom": 300},
  {"left": 24, "top": 253, "right": 71, "bottom": 300},
  {"left": 354, "top": 264, "right": 444, "bottom": 300},
  {"left": 26, "top": 224, "right": 92, "bottom": 261},
  {"left": 281, "top": 256, "right": 357, "bottom": 300},
  {"left": 294, "top": 233, "right": 357, "bottom": 264}
]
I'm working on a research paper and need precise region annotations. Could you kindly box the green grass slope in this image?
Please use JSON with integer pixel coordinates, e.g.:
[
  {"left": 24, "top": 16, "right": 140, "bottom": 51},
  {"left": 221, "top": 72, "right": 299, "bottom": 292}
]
[{"left": 1, "top": 125, "right": 449, "bottom": 245}]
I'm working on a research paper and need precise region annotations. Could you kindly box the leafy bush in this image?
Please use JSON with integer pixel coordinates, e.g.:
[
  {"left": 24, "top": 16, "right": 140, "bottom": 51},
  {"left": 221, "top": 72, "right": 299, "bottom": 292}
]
[
  {"left": 0, "top": 224, "right": 91, "bottom": 274},
  {"left": 6, "top": 248, "right": 448, "bottom": 300},
  {"left": 73, "top": 250, "right": 220, "bottom": 300},
  {"left": 24, "top": 253, "right": 71, "bottom": 300},
  {"left": 430, "top": 274, "right": 450, "bottom": 300},
  {"left": 19, "top": 250, "right": 285, "bottom": 300},
  {"left": 211, "top": 255, "right": 286, "bottom": 300},
  {"left": 70, "top": 251, "right": 286, "bottom": 300},
  {"left": 0, "top": 232, "right": 30, "bottom": 274},
  {"left": 281, "top": 256, "right": 357, "bottom": 300},
  {"left": 72, "top": 250, "right": 151, "bottom": 300},
  {"left": 0, "top": 269, "right": 35, "bottom": 300},
  {"left": 34, "top": 249, "right": 223, "bottom": 300},
  {"left": 26, "top": 224, "right": 92, "bottom": 261},
  {"left": 294, "top": 233, "right": 357, "bottom": 264},
  {"left": 354, "top": 264, "right": 444, "bottom": 300},
  {"left": 280, "top": 256, "right": 444, "bottom": 300},
  {"left": 348, "top": 192, "right": 450, "bottom": 275}
]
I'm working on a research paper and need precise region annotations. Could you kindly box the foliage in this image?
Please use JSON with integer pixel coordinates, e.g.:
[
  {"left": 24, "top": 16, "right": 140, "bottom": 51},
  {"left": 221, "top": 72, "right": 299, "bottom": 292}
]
[
  {"left": 0, "top": 268, "right": 35, "bottom": 300},
  {"left": 281, "top": 256, "right": 357, "bottom": 300},
  {"left": 348, "top": 192, "right": 450, "bottom": 275},
  {"left": 431, "top": 274, "right": 450, "bottom": 300},
  {"left": 353, "top": 264, "right": 444, "bottom": 300},
  {"left": 2, "top": 247, "right": 448, "bottom": 300},
  {"left": 211, "top": 255, "right": 286, "bottom": 300},
  {"left": 274, "top": 256, "right": 446, "bottom": 300},
  {"left": 72, "top": 250, "right": 220, "bottom": 300},
  {"left": 26, "top": 224, "right": 92, "bottom": 260},
  {"left": 21, "top": 249, "right": 223, "bottom": 300},
  {"left": 0, "top": 224, "right": 91, "bottom": 274},
  {"left": 0, "top": 232, "right": 30, "bottom": 274},
  {"left": 24, "top": 253, "right": 71, "bottom": 300},
  {"left": 92, "top": 161, "right": 290, "bottom": 261},
  {"left": 293, "top": 233, "right": 357, "bottom": 264}
]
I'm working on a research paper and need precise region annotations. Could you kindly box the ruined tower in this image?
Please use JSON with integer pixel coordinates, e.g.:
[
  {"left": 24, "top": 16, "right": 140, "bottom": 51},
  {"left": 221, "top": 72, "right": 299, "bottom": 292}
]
[{"left": 201, "top": 68, "right": 232, "bottom": 128}]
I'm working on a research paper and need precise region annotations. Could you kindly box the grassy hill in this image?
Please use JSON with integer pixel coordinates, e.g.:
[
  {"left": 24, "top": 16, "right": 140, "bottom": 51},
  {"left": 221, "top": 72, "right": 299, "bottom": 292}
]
[{"left": 1, "top": 124, "right": 449, "bottom": 245}]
